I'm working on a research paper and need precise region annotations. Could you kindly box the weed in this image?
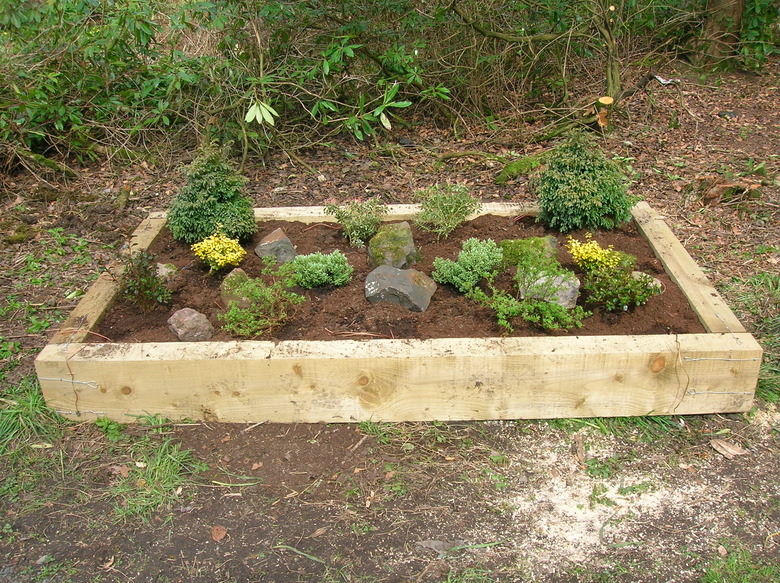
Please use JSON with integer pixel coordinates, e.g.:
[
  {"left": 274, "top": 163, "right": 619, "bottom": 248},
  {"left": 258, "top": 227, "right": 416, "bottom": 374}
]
[
  {"left": 481, "top": 468, "right": 509, "bottom": 491},
  {"left": 95, "top": 417, "right": 125, "bottom": 442},
  {"left": 110, "top": 437, "right": 207, "bottom": 520},
  {"left": 585, "top": 457, "right": 623, "bottom": 479},
  {"left": 357, "top": 420, "right": 399, "bottom": 445},
  {"left": 617, "top": 481, "right": 655, "bottom": 496},
  {"left": 324, "top": 198, "right": 387, "bottom": 247},
  {"left": 589, "top": 484, "right": 617, "bottom": 509},
  {"left": 382, "top": 462, "right": 408, "bottom": 498},
  {"left": 414, "top": 182, "right": 482, "bottom": 239},
  {"left": 443, "top": 567, "right": 497, "bottom": 582}
]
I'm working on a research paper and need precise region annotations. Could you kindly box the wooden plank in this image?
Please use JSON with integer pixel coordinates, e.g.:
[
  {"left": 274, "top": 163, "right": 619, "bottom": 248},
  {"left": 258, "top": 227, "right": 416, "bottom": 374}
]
[
  {"left": 631, "top": 202, "right": 744, "bottom": 334},
  {"left": 49, "top": 214, "right": 168, "bottom": 344},
  {"left": 36, "top": 333, "right": 761, "bottom": 422}
]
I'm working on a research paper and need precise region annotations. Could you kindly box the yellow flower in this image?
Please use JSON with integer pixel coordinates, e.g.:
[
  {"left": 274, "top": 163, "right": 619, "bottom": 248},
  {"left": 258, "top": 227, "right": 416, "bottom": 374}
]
[{"left": 566, "top": 233, "right": 621, "bottom": 272}]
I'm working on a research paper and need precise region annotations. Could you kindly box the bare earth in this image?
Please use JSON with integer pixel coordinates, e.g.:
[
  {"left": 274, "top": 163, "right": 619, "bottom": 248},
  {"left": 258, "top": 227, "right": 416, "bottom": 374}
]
[{"left": 1, "top": 58, "right": 779, "bottom": 582}]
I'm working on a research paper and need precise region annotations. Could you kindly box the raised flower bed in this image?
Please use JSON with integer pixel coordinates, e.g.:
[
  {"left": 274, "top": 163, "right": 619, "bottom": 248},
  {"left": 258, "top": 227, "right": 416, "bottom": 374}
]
[{"left": 35, "top": 202, "right": 762, "bottom": 422}]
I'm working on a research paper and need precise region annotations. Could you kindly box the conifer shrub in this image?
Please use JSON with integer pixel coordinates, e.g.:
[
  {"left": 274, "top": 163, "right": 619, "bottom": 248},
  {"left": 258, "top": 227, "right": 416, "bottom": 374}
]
[
  {"left": 431, "top": 238, "right": 504, "bottom": 294},
  {"left": 289, "top": 251, "right": 353, "bottom": 288},
  {"left": 534, "top": 133, "right": 638, "bottom": 233},
  {"left": 167, "top": 145, "right": 257, "bottom": 244}
]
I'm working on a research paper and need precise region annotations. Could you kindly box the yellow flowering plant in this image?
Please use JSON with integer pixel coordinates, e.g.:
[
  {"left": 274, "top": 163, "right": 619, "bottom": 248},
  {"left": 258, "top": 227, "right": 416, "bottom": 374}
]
[
  {"left": 566, "top": 233, "right": 629, "bottom": 272},
  {"left": 191, "top": 227, "right": 246, "bottom": 272}
]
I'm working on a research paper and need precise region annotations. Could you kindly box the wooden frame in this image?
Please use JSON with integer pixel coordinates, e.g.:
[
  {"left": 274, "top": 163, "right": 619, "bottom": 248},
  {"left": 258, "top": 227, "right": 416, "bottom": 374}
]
[{"left": 35, "top": 203, "right": 762, "bottom": 422}]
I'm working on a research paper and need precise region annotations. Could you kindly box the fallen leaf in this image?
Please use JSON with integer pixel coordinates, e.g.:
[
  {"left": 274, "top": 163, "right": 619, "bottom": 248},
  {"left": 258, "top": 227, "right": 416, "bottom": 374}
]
[
  {"left": 134, "top": 461, "right": 147, "bottom": 469},
  {"left": 251, "top": 462, "right": 263, "bottom": 470},
  {"left": 101, "top": 556, "right": 115, "bottom": 570},
  {"left": 710, "top": 439, "right": 749, "bottom": 459},
  {"left": 118, "top": 465, "right": 130, "bottom": 478},
  {"left": 308, "top": 527, "right": 328, "bottom": 538},
  {"left": 211, "top": 525, "right": 228, "bottom": 542},
  {"left": 717, "top": 545, "right": 728, "bottom": 557},
  {"left": 220, "top": 434, "right": 231, "bottom": 443}
]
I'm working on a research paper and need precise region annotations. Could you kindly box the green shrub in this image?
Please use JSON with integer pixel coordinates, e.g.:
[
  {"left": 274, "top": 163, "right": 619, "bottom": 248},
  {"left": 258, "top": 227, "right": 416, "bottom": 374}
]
[
  {"left": 584, "top": 268, "right": 661, "bottom": 312},
  {"left": 119, "top": 250, "right": 171, "bottom": 311},
  {"left": 290, "top": 251, "right": 353, "bottom": 288},
  {"left": 414, "top": 183, "right": 482, "bottom": 239},
  {"left": 191, "top": 228, "right": 247, "bottom": 272},
  {"left": 167, "top": 145, "right": 257, "bottom": 244},
  {"left": 431, "top": 238, "right": 504, "bottom": 293},
  {"left": 218, "top": 261, "right": 304, "bottom": 338},
  {"left": 324, "top": 199, "right": 387, "bottom": 247},
  {"left": 534, "top": 133, "right": 638, "bottom": 232}
]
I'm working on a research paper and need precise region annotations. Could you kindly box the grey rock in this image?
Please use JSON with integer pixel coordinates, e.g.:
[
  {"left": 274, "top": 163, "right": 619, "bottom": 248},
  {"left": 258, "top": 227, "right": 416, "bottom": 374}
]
[
  {"left": 220, "top": 268, "right": 251, "bottom": 308},
  {"left": 365, "top": 265, "right": 437, "bottom": 312},
  {"left": 255, "top": 228, "right": 297, "bottom": 263},
  {"left": 167, "top": 308, "right": 215, "bottom": 341},
  {"left": 367, "top": 222, "right": 420, "bottom": 269},
  {"left": 519, "top": 272, "right": 581, "bottom": 309}
]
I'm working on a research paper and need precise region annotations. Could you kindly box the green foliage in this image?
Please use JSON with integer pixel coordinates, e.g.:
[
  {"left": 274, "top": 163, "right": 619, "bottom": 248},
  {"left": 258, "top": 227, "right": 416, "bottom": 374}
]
[
  {"left": 219, "top": 260, "right": 304, "bottom": 337},
  {"left": 95, "top": 417, "right": 125, "bottom": 443},
  {"left": 584, "top": 268, "right": 661, "bottom": 312},
  {"left": 119, "top": 250, "right": 171, "bottom": 311},
  {"left": 414, "top": 183, "right": 482, "bottom": 239},
  {"left": 740, "top": 0, "right": 780, "bottom": 71},
  {"left": 432, "top": 238, "right": 503, "bottom": 294},
  {"left": 289, "top": 251, "right": 353, "bottom": 288},
  {"left": 701, "top": 544, "right": 780, "bottom": 583},
  {"left": 168, "top": 146, "right": 257, "bottom": 244},
  {"left": 324, "top": 199, "right": 387, "bottom": 247},
  {"left": 535, "top": 134, "right": 638, "bottom": 233}
]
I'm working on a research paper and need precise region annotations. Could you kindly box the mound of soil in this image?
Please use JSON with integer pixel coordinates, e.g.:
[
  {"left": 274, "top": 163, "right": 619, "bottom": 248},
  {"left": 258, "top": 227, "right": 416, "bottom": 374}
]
[{"left": 97, "top": 214, "right": 706, "bottom": 343}]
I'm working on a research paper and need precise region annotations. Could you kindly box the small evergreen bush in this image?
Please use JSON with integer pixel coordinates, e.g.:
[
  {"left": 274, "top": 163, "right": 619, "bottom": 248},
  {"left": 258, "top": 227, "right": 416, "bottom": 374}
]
[
  {"left": 289, "top": 251, "right": 353, "bottom": 288},
  {"left": 414, "top": 183, "right": 482, "bottom": 239},
  {"left": 431, "top": 238, "right": 504, "bottom": 293},
  {"left": 324, "top": 199, "right": 387, "bottom": 247},
  {"left": 119, "top": 250, "right": 171, "bottom": 311},
  {"left": 191, "top": 227, "right": 246, "bottom": 272},
  {"left": 534, "top": 133, "right": 638, "bottom": 232},
  {"left": 167, "top": 145, "right": 257, "bottom": 244}
]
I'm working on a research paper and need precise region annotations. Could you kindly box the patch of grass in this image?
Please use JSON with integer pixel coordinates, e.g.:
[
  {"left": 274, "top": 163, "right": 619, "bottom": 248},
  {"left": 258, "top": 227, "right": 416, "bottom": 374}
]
[
  {"left": 442, "top": 567, "right": 498, "bottom": 583},
  {"left": 109, "top": 436, "right": 207, "bottom": 520},
  {"left": 543, "top": 415, "right": 685, "bottom": 442},
  {"left": 701, "top": 545, "right": 780, "bottom": 582},
  {"left": 358, "top": 420, "right": 401, "bottom": 445},
  {"left": 0, "top": 375, "right": 65, "bottom": 454}
]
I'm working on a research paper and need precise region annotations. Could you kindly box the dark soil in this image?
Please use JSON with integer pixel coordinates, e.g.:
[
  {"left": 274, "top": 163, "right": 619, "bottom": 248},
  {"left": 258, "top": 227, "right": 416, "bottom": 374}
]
[{"left": 98, "top": 215, "right": 705, "bottom": 343}]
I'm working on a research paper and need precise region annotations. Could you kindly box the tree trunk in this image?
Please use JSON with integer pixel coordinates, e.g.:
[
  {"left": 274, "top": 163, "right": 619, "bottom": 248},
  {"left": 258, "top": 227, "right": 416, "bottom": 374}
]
[{"left": 701, "top": 0, "right": 745, "bottom": 66}]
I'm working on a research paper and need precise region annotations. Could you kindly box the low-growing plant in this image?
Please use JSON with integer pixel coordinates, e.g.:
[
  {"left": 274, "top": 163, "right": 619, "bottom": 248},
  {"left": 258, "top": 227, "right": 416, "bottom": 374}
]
[
  {"left": 167, "top": 145, "right": 257, "bottom": 244},
  {"left": 191, "top": 227, "right": 247, "bottom": 272},
  {"left": 414, "top": 183, "right": 482, "bottom": 239},
  {"left": 432, "top": 238, "right": 504, "bottom": 293},
  {"left": 470, "top": 287, "right": 589, "bottom": 332},
  {"left": 0, "top": 375, "right": 64, "bottom": 454},
  {"left": 567, "top": 234, "right": 660, "bottom": 312},
  {"left": 534, "top": 133, "right": 638, "bottom": 232},
  {"left": 119, "top": 250, "right": 171, "bottom": 311},
  {"left": 219, "top": 260, "right": 304, "bottom": 338},
  {"left": 324, "top": 198, "right": 387, "bottom": 247},
  {"left": 289, "top": 251, "right": 353, "bottom": 288}
]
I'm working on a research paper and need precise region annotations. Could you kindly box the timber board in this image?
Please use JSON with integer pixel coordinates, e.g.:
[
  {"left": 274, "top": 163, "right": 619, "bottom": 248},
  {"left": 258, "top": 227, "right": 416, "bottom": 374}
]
[{"left": 36, "top": 203, "right": 763, "bottom": 422}]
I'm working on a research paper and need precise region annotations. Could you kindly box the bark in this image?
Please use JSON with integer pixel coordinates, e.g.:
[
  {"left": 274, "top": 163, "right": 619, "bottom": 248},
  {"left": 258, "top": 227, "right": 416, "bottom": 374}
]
[{"left": 701, "top": 0, "right": 746, "bottom": 66}]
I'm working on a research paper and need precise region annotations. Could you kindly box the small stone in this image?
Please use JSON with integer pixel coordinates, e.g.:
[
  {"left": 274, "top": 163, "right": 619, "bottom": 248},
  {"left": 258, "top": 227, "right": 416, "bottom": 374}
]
[
  {"left": 365, "top": 265, "right": 437, "bottom": 312},
  {"left": 255, "top": 228, "right": 296, "bottom": 263},
  {"left": 156, "top": 262, "right": 177, "bottom": 283},
  {"left": 167, "top": 308, "right": 214, "bottom": 341},
  {"left": 367, "top": 222, "right": 420, "bottom": 269}
]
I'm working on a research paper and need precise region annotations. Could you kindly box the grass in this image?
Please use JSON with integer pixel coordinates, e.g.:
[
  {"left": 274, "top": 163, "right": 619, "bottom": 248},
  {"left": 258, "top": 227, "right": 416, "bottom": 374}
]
[
  {"left": 701, "top": 545, "right": 780, "bottom": 582},
  {"left": 0, "top": 375, "right": 64, "bottom": 454},
  {"left": 109, "top": 436, "right": 207, "bottom": 520}
]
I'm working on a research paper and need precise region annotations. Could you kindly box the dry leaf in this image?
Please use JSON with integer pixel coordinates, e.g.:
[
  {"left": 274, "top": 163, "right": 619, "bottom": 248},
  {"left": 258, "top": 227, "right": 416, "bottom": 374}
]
[
  {"left": 710, "top": 439, "right": 749, "bottom": 459},
  {"left": 220, "top": 435, "right": 231, "bottom": 443},
  {"left": 251, "top": 462, "right": 263, "bottom": 470},
  {"left": 118, "top": 465, "right": 130, "bottom": 478},
  {"left": 717, "top": 545, "right": 728, "bottom": 557},
  {"left": 211, "top": 525, "right": 228, "bottom": 542},
  {"left": 597, "top": 109, "right": 609, "bottom": 127},
  {"left": 101, "top": 556, "right": 115, "bottom": 570},
  {"left": 308, "top": 527, "right": 328, "bottom": 538}
]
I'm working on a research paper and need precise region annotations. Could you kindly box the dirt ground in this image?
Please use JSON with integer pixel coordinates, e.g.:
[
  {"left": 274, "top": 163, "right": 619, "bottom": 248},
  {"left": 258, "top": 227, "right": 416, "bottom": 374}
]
[{"left": 1, "top": 57, "right": 779, "bottom": 582}]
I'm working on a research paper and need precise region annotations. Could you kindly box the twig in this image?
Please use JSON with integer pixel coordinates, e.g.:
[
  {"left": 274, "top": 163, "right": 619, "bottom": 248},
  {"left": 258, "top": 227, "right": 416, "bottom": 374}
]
[
  {"left": 302, "top": 222, "right": 341, "bottom": 232},
  {"left": 324, "top": 328, "right": 392, "bottom": 338}
]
